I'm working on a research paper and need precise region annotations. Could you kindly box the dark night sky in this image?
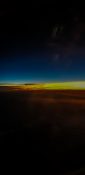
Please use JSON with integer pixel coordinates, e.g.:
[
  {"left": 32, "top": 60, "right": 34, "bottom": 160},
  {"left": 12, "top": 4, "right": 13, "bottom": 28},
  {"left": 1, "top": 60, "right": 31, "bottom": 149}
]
[{"left": 0, "top": 2, "right": 85, "bottom": 83}]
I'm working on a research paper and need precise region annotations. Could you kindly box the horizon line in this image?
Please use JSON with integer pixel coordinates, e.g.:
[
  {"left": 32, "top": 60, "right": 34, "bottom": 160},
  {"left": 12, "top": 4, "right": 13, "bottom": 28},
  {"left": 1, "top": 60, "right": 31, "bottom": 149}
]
[
  {"left": 0, "top": 81, "right": 85, "bottom": 90},
  {"left": 0, "top": 80, "right": 85, "bottom": 85}
]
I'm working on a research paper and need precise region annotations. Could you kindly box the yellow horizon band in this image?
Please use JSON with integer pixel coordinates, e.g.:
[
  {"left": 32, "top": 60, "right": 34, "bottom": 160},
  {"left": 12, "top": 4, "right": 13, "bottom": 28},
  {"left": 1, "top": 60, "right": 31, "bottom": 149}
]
[{"left": 0, "top": 81, "right": 85, "bottom": 90}]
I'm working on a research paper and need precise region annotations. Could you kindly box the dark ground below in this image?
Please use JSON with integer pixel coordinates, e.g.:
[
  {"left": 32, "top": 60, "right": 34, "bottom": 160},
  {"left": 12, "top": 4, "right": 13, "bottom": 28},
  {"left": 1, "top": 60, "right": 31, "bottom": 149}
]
[{"left": 0, "top": 89, "right": 85, "bottom": 174}]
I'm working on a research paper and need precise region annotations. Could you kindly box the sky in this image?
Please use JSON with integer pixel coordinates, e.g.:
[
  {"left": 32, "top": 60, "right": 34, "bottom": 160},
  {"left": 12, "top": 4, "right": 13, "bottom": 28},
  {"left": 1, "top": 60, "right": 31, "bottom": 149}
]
[{"left": 0, "top": 2, "right": 85, "bottom": 83}]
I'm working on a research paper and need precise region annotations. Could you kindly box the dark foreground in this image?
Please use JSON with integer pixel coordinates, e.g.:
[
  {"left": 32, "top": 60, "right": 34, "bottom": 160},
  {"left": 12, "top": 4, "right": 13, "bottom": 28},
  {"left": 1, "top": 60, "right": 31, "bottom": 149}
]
[{"left": 0, "top": 89, "right": 85, "bottom": 174}]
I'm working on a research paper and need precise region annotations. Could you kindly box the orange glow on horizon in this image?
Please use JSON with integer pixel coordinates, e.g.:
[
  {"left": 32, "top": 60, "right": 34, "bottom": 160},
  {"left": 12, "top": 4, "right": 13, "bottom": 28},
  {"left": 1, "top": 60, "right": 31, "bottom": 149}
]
[{"left": 0, "top": 81, "right": 85, "bottom": 90}]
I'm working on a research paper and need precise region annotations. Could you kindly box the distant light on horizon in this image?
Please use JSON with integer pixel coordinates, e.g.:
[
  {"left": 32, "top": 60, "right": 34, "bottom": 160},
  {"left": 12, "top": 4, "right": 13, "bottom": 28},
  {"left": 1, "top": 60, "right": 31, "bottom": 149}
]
[{"left": 0, "top": 81, "right": 85, "bottom": 90}]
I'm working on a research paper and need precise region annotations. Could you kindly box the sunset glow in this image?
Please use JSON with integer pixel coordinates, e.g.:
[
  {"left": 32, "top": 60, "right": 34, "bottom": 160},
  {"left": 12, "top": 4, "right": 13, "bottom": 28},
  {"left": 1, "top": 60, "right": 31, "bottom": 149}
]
[{"left": 1, "top": 81, "right": 85, "bottom": 90}]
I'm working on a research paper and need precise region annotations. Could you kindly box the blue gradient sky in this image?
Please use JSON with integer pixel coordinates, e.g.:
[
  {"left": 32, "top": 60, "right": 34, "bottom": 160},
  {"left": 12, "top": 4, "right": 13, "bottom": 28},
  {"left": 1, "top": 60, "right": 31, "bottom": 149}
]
[
  {"left": 0, "top": 5, "right": 85, "bottom": 83},
  {"left": 0, "top": 53, "right": 85, "bottom": 83}
]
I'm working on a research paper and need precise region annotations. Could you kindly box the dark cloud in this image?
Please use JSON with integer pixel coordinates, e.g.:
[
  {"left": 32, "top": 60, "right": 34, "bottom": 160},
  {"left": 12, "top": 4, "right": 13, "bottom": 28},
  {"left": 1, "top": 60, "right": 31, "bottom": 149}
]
[{"left": 48, "top": 15, "right": 85, "bottom": 61}]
